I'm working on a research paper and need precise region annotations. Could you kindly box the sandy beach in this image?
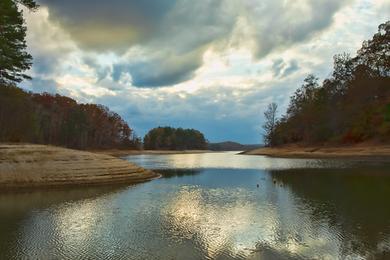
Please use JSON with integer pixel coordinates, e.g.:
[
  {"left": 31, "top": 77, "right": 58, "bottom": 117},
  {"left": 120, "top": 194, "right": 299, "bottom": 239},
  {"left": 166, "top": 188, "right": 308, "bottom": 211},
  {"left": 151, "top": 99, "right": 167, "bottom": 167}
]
[
  {"left": 242, "top": 144, "right": 390, "bottom": 159},
  {"left": 0, "top": 144, "right": 160, "bottom": 189}
]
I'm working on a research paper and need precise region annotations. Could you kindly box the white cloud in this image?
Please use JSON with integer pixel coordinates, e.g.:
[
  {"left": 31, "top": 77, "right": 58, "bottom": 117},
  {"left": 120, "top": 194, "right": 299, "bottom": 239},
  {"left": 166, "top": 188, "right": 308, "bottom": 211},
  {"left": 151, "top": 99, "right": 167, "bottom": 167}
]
[{"left": 22, "top": 0, "right": 389, "bottom": 142}]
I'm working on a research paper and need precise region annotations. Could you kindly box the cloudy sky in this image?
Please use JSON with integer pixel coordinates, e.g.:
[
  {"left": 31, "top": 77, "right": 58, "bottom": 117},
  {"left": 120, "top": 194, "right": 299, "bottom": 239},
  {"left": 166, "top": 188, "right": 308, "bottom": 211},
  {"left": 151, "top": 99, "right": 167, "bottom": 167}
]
[{"left": 21, "top": 0, "right": 389, "bottom": 143}]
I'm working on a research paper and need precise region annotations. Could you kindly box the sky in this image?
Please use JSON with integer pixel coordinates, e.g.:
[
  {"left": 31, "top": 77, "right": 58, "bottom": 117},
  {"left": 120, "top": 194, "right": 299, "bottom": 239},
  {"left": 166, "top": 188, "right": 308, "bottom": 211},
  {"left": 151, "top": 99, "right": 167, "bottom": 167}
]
[{"left": 21, "top": 0, "right": 389, "bottom": 144}]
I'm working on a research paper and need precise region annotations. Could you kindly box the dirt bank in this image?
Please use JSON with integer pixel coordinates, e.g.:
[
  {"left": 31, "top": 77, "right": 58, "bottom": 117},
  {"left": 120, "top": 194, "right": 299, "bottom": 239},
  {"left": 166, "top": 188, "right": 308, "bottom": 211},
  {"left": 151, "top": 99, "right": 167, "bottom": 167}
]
[
  {"left": 242, "top": 144, "right": 390, "bottom": 159},
  {"left": 0, "top": 144, "right": 160, "bottom": 189}
]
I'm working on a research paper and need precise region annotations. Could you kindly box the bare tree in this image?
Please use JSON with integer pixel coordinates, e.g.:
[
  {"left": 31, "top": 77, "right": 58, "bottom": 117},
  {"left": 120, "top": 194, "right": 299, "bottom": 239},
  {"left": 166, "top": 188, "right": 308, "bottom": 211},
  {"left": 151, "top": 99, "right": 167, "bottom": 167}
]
[{"left": 262, "top": 103, "right": 278, "bottom": 146}]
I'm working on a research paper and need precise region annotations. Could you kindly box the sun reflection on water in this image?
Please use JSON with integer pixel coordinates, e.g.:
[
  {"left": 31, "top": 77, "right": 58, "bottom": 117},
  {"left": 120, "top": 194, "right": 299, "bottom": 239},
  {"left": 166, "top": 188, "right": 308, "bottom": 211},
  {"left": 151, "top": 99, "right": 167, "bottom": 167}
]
[
  {"left": 1, "top": 153, "right": 389, "bottom": 259},
  {"left": 158, "top": 179, "right": 376, "bottom": 259},
  {"left": 125, "top": 151, "right": 359, "bottom": 171},
  {"left": 55, "top": 200, "right": 103, "bottom": 249},
  {"left": 163, "top": 186, "right": 260, "bottom": 258}
]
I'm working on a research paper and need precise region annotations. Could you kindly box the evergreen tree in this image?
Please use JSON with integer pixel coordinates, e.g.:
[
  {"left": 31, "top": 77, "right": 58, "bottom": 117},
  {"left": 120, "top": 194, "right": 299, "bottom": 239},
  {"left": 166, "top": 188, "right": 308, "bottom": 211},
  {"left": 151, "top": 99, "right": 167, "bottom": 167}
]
[{"left": 0, "top": 0, "right": 38, "bottom": 85}]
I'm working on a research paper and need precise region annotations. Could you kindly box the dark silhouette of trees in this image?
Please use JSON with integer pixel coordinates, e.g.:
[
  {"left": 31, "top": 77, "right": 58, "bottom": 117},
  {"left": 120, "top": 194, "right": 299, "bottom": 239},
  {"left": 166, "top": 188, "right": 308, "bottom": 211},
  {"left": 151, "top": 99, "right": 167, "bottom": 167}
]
[
  {"left": 0, "top": 85, "right": 141, "bottom": 149},
  {"left": 0, "top": 84, "right": 36, "bottom": 142},
  {"left": 262, "top": 103, "right": 278, "bottom": 146},
  {"left": 267, "top": 21, "right": 390, "bottom": 146},
  {"left": 143, "top": 127, "right": 207, "bottom": 150},
  {"left": 0, "top": 0, "right": 38, "bottom": 85}
]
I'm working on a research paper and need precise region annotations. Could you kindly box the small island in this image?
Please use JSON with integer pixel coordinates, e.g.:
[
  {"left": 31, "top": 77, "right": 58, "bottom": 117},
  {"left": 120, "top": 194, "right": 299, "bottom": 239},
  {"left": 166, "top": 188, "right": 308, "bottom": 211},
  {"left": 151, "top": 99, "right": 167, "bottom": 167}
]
[{"left": 143, "top": 126, "right": 208, "bottom": 150}]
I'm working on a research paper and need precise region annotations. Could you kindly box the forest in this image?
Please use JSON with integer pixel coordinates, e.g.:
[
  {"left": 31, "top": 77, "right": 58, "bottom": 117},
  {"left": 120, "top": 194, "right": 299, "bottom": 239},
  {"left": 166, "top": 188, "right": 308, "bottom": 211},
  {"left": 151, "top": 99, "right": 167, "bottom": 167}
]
[
  {"left": 143, "top": 127, "right": 207, "bottom": 150},
  {"left": 264, "top": 21, "right": 390, "bottom": 147},
  {"left": 0, "top": 0, "right": 141, "bottom": 150},
  {"left": 0, "top": 85, "right": 141, "bottom": 149}
]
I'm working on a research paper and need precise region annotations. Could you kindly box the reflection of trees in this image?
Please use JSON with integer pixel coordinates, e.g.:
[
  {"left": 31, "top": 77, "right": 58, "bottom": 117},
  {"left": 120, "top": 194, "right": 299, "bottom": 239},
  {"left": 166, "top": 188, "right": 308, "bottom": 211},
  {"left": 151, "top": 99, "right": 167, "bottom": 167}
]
[
  {"left": 0, "top": 186, "right": 127, "bottom": 215},
  {"left": 250, "top": 243, "right": 300, "bottom": 260},
  {"left": 269, "top": 168, "right": 390, "bottom": 258},
  {"left": 155, "top": 169, "right": 202, "bottom": 178}
]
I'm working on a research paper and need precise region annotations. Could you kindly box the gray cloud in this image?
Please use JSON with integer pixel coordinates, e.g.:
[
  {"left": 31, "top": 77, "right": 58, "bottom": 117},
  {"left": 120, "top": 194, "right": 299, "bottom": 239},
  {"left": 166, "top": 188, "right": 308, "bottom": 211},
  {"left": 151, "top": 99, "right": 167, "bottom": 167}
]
[
  {"left": 37, "top": 0, "right": 176, "bottom": 51},
  {"left": 83, "top": 56, "right": 111, "bottom": 82},
  {"left": 35, "top": 0, "right": 349, "bottom": 87},
  {"left": 282, "top": 60, "right": 300, "bottom": 78},
  {"left": 112, "top": 49, "right": 203, "bottom": 87},
  {"left": 246, "top": 0, "right": 351, "bottom": 57},
  {"left": 272, "top": 59, "right": 300, "bottom": 78},
  {"left": 24, "top": 0, "right": 386, "bottom": 144},
  {"left": 272, "top": 59, "right": 285, "bottom": 78}
]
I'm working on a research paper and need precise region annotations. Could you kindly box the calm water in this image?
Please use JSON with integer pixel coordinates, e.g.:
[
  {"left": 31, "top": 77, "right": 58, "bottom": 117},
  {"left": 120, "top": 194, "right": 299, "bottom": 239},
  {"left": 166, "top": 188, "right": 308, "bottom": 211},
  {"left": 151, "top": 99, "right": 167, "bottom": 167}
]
[{"left": 1, "top": 152, "right": 390, "bottom": 259}]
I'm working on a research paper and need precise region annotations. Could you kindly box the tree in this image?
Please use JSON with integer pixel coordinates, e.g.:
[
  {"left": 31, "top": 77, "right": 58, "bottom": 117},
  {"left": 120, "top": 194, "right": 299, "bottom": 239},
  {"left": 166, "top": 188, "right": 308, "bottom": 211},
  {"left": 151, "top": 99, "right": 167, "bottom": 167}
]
[
  {"left": 332, "top": 53, "right": 354, "bottom": 95},
  {"left": 262, "top": 103, "right": 278, "bottom": 146},
  {"left": 263, "top": 21, "right": 390, "bottom": 146},
  {"left": 0, "top": 0, "right": 38, "bottom": 85},
  {"left": 0, "top": 84, "right": 139, "bottom": 149},
  {"left": 143, "top": 127, "right": 207, "bottom": 150},
  {"left": 287, "top": 74, "right": 319, "bottom": 118},
  {"left": 357, "top": 21, "right": 389, "bottom": 76}
]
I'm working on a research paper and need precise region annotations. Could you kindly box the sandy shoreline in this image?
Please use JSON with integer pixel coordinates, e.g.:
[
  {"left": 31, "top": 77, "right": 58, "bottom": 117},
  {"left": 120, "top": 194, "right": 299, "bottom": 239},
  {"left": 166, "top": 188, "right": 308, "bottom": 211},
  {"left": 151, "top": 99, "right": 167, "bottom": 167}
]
[
  {"left": 0, "top": 144, "right": 160, "bottom": 189},
  {"left": 242, "top": 144, "right": 390, "bottom": 159}
]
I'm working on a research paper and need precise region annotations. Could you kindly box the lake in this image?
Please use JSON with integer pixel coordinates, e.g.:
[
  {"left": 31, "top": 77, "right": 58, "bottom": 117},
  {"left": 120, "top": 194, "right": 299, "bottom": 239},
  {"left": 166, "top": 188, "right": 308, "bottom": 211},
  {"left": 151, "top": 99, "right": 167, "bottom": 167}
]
[{"left": 0, "top": 152, "right": 389, "bottom": 259}]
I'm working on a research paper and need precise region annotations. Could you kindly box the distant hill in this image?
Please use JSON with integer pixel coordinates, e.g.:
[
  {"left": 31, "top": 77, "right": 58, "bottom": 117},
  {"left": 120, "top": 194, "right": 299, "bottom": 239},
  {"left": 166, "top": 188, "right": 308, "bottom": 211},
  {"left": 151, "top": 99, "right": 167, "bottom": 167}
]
[{"left": 208, "top": 141, "right": 262, "bottom": 151}]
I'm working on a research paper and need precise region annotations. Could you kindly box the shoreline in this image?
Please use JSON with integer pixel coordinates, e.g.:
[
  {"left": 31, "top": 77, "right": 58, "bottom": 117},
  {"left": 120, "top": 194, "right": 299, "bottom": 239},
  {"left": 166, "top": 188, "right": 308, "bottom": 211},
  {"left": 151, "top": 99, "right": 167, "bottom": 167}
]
[
  {"left": 91, "top": 149, "right": 214, "bottom": 157},
  {"left": 0, "top": 144, "right": 160, "bottom": 190},
  {"left": 241, "top": 144, "right": 390, "bottom": 159}
]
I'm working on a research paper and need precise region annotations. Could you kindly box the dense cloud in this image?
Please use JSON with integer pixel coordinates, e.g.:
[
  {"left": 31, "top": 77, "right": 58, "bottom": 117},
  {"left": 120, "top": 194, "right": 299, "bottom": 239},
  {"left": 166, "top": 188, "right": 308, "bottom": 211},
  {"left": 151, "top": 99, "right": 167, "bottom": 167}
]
[
  {"left": 23, "top": 0, "right": 388, "bottom": 142},
  {"left": 245, "top": 0, "right": 351, "bottom": 57},
  {"left": 36, "top": 0, "right": 349, "bottom": 87},
  {"left": 112, "top": 49, "right": 203, "bottom": 87},
  {"left": 37, "top": 0, "right": 176, "bottom": 50}
]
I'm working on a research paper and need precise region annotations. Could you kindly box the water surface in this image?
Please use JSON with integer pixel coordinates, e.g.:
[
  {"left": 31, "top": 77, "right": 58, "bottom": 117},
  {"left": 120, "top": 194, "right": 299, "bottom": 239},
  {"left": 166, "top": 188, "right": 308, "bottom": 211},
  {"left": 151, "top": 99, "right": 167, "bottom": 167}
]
[{"left": 0, "top": 152, "right": 389, "bottom": 259}]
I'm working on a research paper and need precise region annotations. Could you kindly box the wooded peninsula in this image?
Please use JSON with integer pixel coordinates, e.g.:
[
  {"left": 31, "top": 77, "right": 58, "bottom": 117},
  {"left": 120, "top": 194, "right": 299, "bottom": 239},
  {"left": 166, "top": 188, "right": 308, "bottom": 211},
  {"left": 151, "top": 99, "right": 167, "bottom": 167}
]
[{"left": 262, "top": 21, "right": 389, "bottom": 148}]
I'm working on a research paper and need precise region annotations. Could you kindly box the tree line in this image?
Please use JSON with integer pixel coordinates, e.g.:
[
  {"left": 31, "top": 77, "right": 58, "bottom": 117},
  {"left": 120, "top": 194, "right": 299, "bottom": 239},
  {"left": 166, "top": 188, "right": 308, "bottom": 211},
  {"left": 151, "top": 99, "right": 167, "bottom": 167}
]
[
  {"left": 0, "top": 0, "right": 142, "bottom": 150},
  {"left": 1, "top": 0, "right": 208, "bottom": 151},
  {"left": 144, "top": 127, "right": 207, "bottom": 150},
  {"left": 0, "top": 85, "right": 142, "bottom": 149},
  {"left": 263, "top": 21, "right": 390, "bottom": 146}
]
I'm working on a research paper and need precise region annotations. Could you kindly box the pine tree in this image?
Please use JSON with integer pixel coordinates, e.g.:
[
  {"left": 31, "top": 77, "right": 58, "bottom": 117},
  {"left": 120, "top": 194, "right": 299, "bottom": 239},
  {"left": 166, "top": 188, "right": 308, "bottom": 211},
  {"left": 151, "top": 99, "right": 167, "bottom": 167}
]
[{"left": 0, "top": 0, "right": 37, "bottom": 85}]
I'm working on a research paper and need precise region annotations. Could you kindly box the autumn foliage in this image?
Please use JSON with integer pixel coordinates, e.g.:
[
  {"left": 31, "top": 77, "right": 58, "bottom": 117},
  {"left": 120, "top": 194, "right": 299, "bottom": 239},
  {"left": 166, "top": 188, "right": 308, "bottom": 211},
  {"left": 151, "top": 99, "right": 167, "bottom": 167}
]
[
  {"left": 266, "top": 21, "right": 390, "bottom": 146},
  {"left": 0, "top": 85, "right": 141, "bottom": 149}
]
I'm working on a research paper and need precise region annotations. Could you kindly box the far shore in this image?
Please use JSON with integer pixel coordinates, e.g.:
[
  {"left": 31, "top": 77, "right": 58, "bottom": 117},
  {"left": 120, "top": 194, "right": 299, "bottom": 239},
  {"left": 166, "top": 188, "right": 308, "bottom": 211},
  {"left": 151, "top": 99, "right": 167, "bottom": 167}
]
[
  {"left": 91, "top": 149, "right": 214, "bottom": 157},
  {"left": 0, "top": 144, "right": 160, "bottom": 190},
  {"left": 241, "top": 143, "right": 390, "bottom": 159}
]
